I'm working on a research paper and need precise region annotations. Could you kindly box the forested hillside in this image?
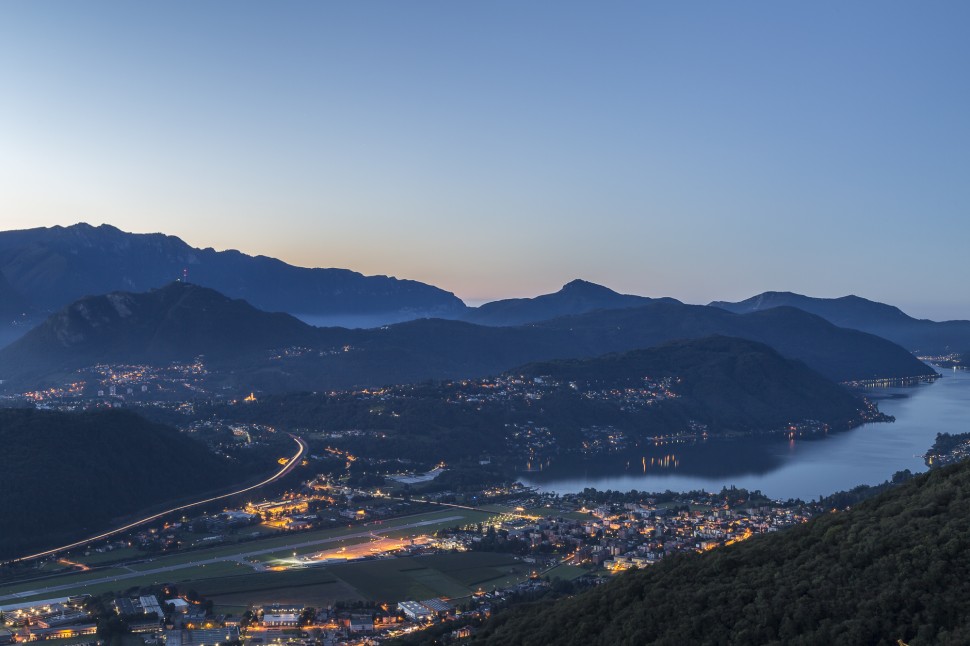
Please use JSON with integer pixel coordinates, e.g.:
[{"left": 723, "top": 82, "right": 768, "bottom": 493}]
[{"left": 0, "top": 408, "right": 249, "bottom": 560}]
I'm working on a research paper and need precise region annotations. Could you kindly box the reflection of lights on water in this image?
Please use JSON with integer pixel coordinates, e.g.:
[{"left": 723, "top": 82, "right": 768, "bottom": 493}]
[{"left": 632, "top": 454, "right": 680, "bottom": 470}]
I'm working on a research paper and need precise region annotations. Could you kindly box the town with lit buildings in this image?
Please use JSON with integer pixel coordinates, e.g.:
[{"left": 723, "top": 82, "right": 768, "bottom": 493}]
[{"left": 0, "top": 467, "right": 838, "bottom": 646}]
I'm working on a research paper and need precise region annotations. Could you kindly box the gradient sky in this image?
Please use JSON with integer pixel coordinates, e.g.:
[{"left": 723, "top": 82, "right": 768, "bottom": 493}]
[{"left": 1, "top": 2, "right": 968, "bottom": 318}]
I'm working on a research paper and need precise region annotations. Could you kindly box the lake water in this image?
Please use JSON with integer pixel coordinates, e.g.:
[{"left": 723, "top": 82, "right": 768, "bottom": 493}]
[{"left": 520, "top": 366, "right": 970, "bottom": 501}]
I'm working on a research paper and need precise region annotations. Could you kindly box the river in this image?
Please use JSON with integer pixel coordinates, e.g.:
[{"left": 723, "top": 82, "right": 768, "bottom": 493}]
[{"left": 519, "top": 366, "right": 970, "bottom": 501}]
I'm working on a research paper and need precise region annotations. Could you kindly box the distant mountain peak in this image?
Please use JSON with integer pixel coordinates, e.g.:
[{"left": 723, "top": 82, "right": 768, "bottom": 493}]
[
  {"left": 559, "top": 279, "right": 618, "bottom": 295},
  {"left": 0, "top": 223, "right": 466, "bottom": 320},
  {"left": 709, "top": 291, "right": 970, "bottom": 354},
  {"left": 462, "top": 280, "right": 656, "bottom": 327}
]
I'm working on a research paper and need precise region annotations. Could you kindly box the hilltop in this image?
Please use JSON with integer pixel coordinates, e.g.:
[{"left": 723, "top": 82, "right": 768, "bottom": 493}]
[{"left": 462, "top": 279, "right": 661, "bottom": 326}]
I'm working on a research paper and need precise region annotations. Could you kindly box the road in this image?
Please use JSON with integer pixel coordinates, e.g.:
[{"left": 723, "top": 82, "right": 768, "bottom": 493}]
[
  {"left": 8, "top": 434, "right": 307, "bottom": 564},
  {"left": 0, "top": 515, "right": 464, "bottom": 603}
]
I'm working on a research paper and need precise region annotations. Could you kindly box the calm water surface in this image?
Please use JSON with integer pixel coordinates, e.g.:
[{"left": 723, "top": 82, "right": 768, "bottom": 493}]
[{"left": 520, "top": 367, "right": 970, "bottom": 501}]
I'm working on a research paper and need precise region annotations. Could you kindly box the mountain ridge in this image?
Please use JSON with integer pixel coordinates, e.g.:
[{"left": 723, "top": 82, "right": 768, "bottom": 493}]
[
  {"left": 711, "top": 291, "right": 970, "bottom": 354},
  {"left": 0, "top": 283, "right": 935, "bottom": 393},
  {"left": 462, "top": 279, "right": 664, "bottom": 326},
  {"left": 0, "top": 222, "right": 465, "bottom": 322}
]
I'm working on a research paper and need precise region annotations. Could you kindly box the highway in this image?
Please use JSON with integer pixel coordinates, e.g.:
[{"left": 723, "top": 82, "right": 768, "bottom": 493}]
[
  {"left": 8, "top": 434, "right": 307, "bottom": 564},
  {"left": 0, "top": 515, "right": 464, "bottom": 603}
]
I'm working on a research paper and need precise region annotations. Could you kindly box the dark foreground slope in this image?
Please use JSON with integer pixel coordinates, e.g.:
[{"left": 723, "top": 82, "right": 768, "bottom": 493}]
[
  {"left": 0, "top": 408, "right": 243, "bottom": 560},
  {"left": 471, "top": 461, "right": 970, "bottom": 646}
]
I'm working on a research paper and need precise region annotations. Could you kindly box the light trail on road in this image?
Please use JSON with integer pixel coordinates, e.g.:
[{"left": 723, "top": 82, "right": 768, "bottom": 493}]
[{"left": 7, "top": 435, "right": 307, "bottom": 565}]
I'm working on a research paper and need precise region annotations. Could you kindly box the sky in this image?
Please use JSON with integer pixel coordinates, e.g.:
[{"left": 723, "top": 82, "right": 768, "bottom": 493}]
[{"left": 1, "top": 2, "right": 968, "bottom": 319}]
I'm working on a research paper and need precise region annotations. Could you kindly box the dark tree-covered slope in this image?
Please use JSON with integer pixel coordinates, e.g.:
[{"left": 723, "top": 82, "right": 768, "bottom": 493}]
[
  {"left": 0, "top": 271, "right": 33, "bottom": 349},
  {"left": 201, "top": 337, "right": 875, "bottom": 465},
  {"left": 517, "top": 336, "right": 868, "bottom": 432},
  {"left": 0, "top": 408, "right": 244, "bottom": 560},
  {"left": 0, "top": 271, "right": 31, "bottom": 320},
  {"left": 468, "top": 460, "right": 970, "bottom": 646}
]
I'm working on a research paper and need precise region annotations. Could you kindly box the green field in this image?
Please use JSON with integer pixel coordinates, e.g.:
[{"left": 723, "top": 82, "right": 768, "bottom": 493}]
[
  {"left": 192, "top": 552, "right": 530, "bottom": 607},
  {"left": 211, "top": 604, "right": 250, "bottom": 617},
  {"left": 0, "top": 508, "right": 498, "bottom": 605},
  {"left": 330, "top": 552, "right": 529, "bottom": 601},
  {"left": 0, "top": 567, "right": 131, "bottom": 595},
  {"left": 196, "top": 568, "right": 340, "bottom": 596},
  {"left": 77, "top": 547, "right": 143, "bottom": 565},
  {"left": 0, "top": 563, "right": 258, "bottom": 604},
  {"left": 116, "top": 508, "right": 488, "bottom": 570},
  {"left": 544, "top": 564, "right": 590, "bottom": 581}
]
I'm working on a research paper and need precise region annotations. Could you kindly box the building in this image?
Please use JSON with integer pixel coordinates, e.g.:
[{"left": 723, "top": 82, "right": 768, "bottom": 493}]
[
  {"left": 260, "top": 606, "right": 302, "bottom": 626},
  {"left": 168, "top": 599, "right": 191, "bottom": 612},
  {"left": 163, "top": 627, "right": 240, "bottom": 646},
  {"left": 419, "top": 598, "right": 455, "bottom": 617},
  {"left": 139, "top": 595, "right": 163, "bottom": 616},
  {"left": 397, "top": 601, "right": 433, "bottom": 622}
]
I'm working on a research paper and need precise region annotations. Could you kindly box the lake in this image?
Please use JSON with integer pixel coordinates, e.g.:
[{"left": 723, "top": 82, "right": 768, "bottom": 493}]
[{"left": 520, "top": 366, "right": 970, "bottom": 501}]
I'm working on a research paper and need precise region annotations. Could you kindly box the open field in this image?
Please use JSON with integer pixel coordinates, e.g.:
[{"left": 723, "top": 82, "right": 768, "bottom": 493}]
[
  {"left": 118, "top": 508, "right": 489, "bottom": 570},
  {"left": 0, "top": 563, "right": 258, "bottom": 604},
  {"left": 211, "top": 604, "right": 250, "bottom": 617},
  {"left": 0, "top": 567, "right": 130, "bottom": 595},
  {"left": 77, "top": 547, "right": 143, "bottom": 565},
  {"left": 331, "top": 552, "right": 529, "bottom": 601},
  {"left": 544, "top": 564, "right": 590, "bottom": 581},
  {"left": 0, "top": 508, "right": 497, "bottom": 605},
  {"left": 207, "top": 579, "right": 362, "bottom": 609},
  {"left": 198, "top": 551, "right": 531, "bottom": 607}
]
